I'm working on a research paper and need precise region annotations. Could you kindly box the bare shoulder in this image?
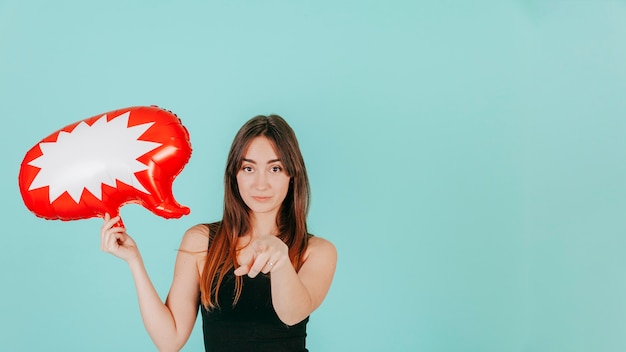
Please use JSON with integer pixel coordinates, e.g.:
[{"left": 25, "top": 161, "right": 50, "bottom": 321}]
[
  {"left": 305, "top": 236, "right": 337, "bottom": 262},
  {"left": 308, "top": 236, "right": 336, "bottom": 251},
  {"left": 179, "top": 224, "right": 210, "bottom": 253}
]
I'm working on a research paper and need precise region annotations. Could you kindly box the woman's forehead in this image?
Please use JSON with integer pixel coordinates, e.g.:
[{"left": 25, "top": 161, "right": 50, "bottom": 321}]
[{"left": 242, "top": 136, "right": 280, "bottom": 161}]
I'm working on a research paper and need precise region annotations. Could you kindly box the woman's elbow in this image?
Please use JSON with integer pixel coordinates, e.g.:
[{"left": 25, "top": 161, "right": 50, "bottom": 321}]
[
  {"left": 279, "top": 314, "right": 308, "bottom": 327},
  {"left": 154, "top": 336, "right": 188, "bottom": 352},
  {"left": 276, "top": 301, "right": 315, "bottom": 326}
]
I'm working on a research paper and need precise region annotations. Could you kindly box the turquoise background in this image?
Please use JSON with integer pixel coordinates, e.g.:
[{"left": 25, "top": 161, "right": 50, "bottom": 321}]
[{"left": 1, "top": 1, "right": 625, "bottom": 351}]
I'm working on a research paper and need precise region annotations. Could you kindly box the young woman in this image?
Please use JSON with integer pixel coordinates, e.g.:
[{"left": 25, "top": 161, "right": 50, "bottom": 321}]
[{"left": 100, "top": 115, "right": 337, "bottom": 352}]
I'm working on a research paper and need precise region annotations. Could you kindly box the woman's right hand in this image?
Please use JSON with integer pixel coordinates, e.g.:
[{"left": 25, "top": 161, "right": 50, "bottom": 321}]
[{"left": 100, "top": 213, "right": 140, "bottom": 263}]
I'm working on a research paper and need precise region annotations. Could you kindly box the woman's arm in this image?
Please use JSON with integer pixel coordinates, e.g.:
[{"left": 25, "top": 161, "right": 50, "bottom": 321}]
[
  {"left": 101, "top": 215, "right": 207, "bottom": 351},
  {"left": 234, "top": 236, "right": 337, "bottom": 326}
]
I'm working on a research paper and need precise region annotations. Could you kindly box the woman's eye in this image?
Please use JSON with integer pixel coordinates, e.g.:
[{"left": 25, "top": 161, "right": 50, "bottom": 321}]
[
  {"left": 270, "top": 166, "right": 283, "bottom": 173},
  {"left": 242, "top": 166, "right": 254, "bottom": 173}
]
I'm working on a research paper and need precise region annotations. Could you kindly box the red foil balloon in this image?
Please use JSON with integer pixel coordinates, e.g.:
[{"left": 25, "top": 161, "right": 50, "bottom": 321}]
[{"left": 18, "top": 106, "right": 192, "bottom": 223}]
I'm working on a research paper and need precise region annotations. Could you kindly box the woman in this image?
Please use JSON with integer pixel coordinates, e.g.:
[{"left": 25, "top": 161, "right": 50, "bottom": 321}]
[{"left": 100, "top": 114, "right": 337, "bottom": 352}]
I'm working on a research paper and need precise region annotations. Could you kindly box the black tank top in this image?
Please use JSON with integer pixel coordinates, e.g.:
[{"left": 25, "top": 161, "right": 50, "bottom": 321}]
[{"left": 200, "top": 223, "right": 309, "bottom": 352}]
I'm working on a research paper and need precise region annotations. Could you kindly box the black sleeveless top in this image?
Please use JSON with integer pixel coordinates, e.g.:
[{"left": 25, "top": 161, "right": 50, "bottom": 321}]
[{"left": 200, "top": 223, "right": 309, "bottom": 352}]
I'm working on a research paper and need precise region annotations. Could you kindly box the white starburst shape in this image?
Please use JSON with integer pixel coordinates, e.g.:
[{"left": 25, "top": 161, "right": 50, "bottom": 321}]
[{"left": 27, "top": 111, "right": 162, "bottom": 203}]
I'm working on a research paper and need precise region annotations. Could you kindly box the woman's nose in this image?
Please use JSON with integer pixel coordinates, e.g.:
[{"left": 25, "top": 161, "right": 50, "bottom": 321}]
[{"left": 254, "top": 171, "right": 269, "bottom": 190}]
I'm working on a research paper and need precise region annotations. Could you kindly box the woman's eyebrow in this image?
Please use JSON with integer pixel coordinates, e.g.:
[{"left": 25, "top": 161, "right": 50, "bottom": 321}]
[{"left": 242, "top": 158, "right": 281, "bottom": 164}]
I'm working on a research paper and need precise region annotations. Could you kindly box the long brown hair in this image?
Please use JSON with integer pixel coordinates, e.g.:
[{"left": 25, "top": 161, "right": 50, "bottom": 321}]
[{"left": 200, "top": 114, "right": 310, "bottom": 309}]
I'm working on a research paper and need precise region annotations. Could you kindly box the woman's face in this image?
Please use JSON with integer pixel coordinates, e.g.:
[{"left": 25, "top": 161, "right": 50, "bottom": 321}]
[{"left": 236, "top": 136, "right": 291, "bottom": 217}]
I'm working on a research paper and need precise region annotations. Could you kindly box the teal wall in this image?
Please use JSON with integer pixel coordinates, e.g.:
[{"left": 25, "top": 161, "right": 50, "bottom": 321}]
[{"left": 2, "top": 1, "right": 625, "bottom": 351}]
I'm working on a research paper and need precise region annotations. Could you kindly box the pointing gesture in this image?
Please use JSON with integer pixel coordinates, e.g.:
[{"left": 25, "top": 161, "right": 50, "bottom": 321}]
[{"left": 234, "top": 235, "right": 289, "bottom": 278}]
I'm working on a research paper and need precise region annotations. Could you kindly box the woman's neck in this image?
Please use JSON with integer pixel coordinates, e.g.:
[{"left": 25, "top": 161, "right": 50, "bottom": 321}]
[{"left": 248, "top": 211, "right": 279, "bottom": 239}]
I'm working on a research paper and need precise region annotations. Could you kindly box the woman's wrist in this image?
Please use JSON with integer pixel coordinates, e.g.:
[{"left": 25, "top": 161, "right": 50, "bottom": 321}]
[{"left": 126, "top": 253, "right": 144, "bottom": 270}]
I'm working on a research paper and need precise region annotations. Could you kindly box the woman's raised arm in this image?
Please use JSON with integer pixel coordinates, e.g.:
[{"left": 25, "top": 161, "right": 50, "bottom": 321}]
[{"left": 101, "top": 215, "right": 207, "bottom": 351}]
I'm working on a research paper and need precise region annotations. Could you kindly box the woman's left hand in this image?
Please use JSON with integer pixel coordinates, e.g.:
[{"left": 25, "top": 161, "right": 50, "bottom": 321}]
[{"left": 234, "top": 235, "right": 289, "bottom": 278}]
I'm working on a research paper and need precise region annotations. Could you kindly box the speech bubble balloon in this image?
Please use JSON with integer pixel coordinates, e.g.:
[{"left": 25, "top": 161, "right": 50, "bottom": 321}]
[{"left": 18, "top": 105, "right": 192, "bottom": 223}]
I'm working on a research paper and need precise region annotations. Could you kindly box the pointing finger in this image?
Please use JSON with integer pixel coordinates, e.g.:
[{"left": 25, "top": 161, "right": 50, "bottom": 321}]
[{"left": 234, "top": 264, "right": 250, "bottom": 276}]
